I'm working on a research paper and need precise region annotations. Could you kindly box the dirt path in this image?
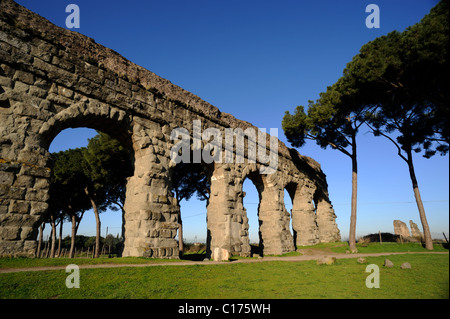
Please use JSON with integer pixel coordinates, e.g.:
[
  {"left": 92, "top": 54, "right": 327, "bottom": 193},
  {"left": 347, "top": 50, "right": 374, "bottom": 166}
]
[{"left": 0, "top": 251, "right": 447, "bottom": 274}]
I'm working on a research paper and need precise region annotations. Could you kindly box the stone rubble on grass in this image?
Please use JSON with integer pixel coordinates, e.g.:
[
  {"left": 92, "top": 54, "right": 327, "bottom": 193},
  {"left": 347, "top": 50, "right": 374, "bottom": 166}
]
[
  {"left": 400, "top": 262, "right": 411, "bottom": 269},
  {"left": 316, "top": 256, "right": 336, "bottom": 265},
  {"left": 383, "top": 259, "right": 394, "bottom": 268},
  {"left": 357, "top": 257, "right": 367, "bottom": 264}
]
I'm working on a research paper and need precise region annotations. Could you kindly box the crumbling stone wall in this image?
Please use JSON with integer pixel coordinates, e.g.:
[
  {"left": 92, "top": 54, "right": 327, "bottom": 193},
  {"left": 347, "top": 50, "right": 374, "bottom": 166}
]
[
  {"left": 393, "top": 220, "right": 411, "bottom": 238},
  {"left": 409, "top": 220, "right": 423, "bottom": 238},
  {"left": 0, "top": 0, "right": 340, "bottom": 259}
]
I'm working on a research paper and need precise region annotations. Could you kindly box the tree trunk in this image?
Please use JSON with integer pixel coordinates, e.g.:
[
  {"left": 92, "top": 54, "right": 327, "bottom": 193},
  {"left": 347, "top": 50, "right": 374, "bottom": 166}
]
[
  {"left": 76, "top": 210, "right": 84, "bottom": 233},
  {"left": 57, "top": 218, "right": 63, "bottom": 257},
  {"left": 93, "top": 204, "right": 101, "bottom": 258},
  {"left": 44, "top": 236, "right": 49, "bottom": 258},
  {"left": 85, "top": 187, "right": 101, "bottom": 258},
  {"left": 70, "top": 213, "right": 77, "bottom": 258},
  {"left": 36, "top": 223, "right": 45, "bottom": 258},
  {"left": 178, "top": 209, "right": 184, "bottom": 256},
  {"left": 121, "top": 207, "right": 125, "bottom": 241},
  {"left": 348, "top": 135, "right": 358, "bottom": 253},
  {"left": 406, "top": 150, "right": 433, "bottom": 250},
  {"left": 50, "top": 214, "right": 57, "bottom": 258}
]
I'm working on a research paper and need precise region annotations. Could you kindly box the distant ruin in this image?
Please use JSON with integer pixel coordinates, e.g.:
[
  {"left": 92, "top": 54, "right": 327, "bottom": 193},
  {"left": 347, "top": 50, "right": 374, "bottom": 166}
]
[
  {"left": 393, "top": 220, "right": 423, "bottom": 239},
  {"left": 393, "top": 220, "right": 411, "bottom": 238},
  {"left": 409, "top": 220, "right": 423, "bottom": 238}
]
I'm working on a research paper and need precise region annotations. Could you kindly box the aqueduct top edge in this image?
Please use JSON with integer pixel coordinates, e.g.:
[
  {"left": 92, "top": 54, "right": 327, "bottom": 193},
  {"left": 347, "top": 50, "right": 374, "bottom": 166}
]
[{"left": 0, "top": 0, "right": 324, "bottom": 175}]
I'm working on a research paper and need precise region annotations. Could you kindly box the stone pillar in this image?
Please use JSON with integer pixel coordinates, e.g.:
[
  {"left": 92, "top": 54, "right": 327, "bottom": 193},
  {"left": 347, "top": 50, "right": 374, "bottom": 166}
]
[
  {"left": 0, "top": 117, "right": 49, "bottom": 257},
  {"left": 207, "top": 164, "right": 251, "bottom": 260},
  {"left": 393, "top": 220, "right": 410, "bottom": 238},
  {"left": 0, "top": 159, "right": 48, "bottom": 257},
  {"left": 122, "top": 123, "right": 179, "bottom": 258},
  {"left": 291, "top": 180, "right": 319, "bottom": 246},
  {"left": 409, "top": 220, "right": 423, "bottom": 238},
  {"left": 258, "top": 176, "right": 295, "bottom": 255},
  {"left": 234, "top": 188, "right": 251, "bottom": 258},
  {"left": 315, "top": 194, "right": 341, "bottom": 243}
]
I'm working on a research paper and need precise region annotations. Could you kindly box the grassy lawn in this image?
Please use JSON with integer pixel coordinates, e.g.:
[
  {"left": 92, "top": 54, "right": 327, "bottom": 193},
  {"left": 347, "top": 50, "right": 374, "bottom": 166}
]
[
  {"left": 0, "top": 253, "right": 448, "bottom": 299},
  {"left": 298, "top": 241, "right": 449, "bottom": 254}
]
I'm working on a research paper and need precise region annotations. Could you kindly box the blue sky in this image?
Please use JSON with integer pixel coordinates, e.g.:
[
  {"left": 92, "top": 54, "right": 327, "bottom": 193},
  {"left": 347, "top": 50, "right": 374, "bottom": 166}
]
[{"left": 17, "top": 0, "right": 448, "bottom": 242}]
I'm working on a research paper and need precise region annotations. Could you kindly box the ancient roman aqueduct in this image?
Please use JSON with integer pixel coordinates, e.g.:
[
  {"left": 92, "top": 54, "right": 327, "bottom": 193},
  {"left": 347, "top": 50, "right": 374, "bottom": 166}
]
[{"left": 0, "top": 0, "right": 340, "bottom": 259}]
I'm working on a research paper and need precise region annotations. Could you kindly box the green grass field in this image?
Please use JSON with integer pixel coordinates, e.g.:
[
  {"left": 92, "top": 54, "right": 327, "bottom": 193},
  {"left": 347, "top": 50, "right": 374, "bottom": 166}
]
[
  {"left": 299, "top": 241, "right": 449, "bottom": 254},
  {"left": 0, "top": 252, "right": 448, "bottom": 299}
]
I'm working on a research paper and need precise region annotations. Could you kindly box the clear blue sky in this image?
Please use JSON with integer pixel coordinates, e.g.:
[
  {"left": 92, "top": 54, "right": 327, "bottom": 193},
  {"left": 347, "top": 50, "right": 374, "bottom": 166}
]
[{"left": 17, "top": 0, "right": 448, "bottom": 242}]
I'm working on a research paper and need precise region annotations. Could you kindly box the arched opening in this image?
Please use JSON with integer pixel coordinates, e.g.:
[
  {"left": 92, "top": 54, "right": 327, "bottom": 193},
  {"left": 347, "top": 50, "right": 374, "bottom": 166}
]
[
  {"left": 242, "top": 171, "right": 264, "bottom": 256},
  {"left": 169, "top": 161, "right": 212, "bottom": 259},
  {"left": 284, "top": 182, "right": 296, "bottom": 248},
  {"left": 38, "top": 127, "right": 94, "bottom": 258},
  {"left": 242, "top": 178, "right": 260, "bottom": 256},
  {"left": 36, "top": 114, "right": 134, "bottom": 258}
]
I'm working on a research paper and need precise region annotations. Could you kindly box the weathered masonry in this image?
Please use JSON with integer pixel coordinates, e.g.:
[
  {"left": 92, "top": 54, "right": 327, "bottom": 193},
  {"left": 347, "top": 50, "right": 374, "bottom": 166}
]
[{"left": 0, "top": 0, "right": 340, "bottom": 259}]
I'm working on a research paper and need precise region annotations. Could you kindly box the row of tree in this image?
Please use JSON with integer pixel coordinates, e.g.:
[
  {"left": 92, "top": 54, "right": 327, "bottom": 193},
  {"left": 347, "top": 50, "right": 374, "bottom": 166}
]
[
  {"left": 282, "top": 0, "right": 449, "bottom": 251},
  {"left": 39, "top": 132, "right": 133, "bottom": 258},
  {"left": 37, "top": 234, "right": 123, "bottom": 258}
]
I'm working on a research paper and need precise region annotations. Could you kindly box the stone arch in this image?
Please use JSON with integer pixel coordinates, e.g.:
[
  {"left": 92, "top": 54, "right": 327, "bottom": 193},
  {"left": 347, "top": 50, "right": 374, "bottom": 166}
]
[
  {"left": 238, "top": 168, "right": 295, "bottom": 256},
  {"left": 284, "top": 181, "right": 297, "bottom": 203},
  {"left": 167, "top": 158, "right": 213, "bottom": 256},
  {"left": 39, "top": 101, "right": 133, "bottom": 151},
  {"left": 283, "top": 180, "right": 298, "bottom": 246},
  {"left": 40, "top": 107, "right": 133, "bottom": 252},
  {"left": 0, "top": 101, "right": 135, "bottom": 257},
  {"left": 239, "top": 168, "right": 264, "bottom": 256}
]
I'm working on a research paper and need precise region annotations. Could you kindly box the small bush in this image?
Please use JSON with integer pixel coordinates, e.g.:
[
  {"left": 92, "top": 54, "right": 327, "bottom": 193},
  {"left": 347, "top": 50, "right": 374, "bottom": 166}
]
[
  {"left": 358, "top": 232, "right": 401, "bottom": 243},
  {"left": 182, "top": 242, "right": 206, "bottom": 254}
]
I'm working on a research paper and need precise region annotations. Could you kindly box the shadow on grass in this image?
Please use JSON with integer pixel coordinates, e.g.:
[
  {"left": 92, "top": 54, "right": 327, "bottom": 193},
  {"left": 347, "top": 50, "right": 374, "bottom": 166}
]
[{"left": 180, "top": 252, "right": 207, "bottom": 261}]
